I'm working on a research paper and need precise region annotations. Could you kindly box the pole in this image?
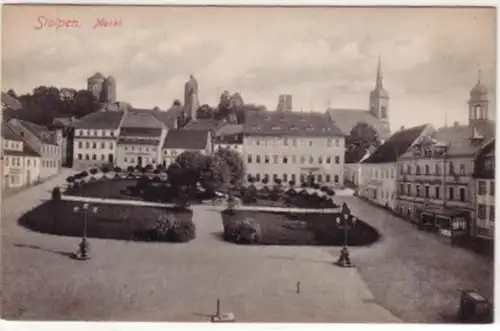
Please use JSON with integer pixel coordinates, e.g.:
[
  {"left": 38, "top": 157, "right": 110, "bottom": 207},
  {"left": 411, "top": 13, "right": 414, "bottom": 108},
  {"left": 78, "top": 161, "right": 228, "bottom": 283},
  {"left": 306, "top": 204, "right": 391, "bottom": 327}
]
[
  {"left": 344, "top": 220, "right": 348, "bottom": 247},
  {"left": 216, "top": 299, "right": 220, "bottom": 317},
  {"left": 84, "top": 209, "right": 88, "bottom": 239}
]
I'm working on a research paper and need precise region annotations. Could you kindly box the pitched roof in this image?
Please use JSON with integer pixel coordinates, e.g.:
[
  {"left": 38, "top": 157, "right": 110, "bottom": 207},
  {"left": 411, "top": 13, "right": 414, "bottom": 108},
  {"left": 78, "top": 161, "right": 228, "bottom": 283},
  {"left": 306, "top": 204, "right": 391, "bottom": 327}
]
[
  {"left": 326, "top": 108, "right": 391, "bottom": 140},
  {"left": 75, "top": 110, "right": 125, "bottom": 129},
  {"left": 117, "top": 137, "right": 161, "bottom": 145},
  {"left": 13, "top": 119, "right": 58, "bottom": 145},
  {"left": 433, "top": 121, "right": 495, "bottom": 156},
  {"left": 244, "top": 110, "right": 345, "bottom": 137},
  {"left": 215, "top": 124, "right": 244, "bottom": 136},
  {"left": 1, "top": 92, "right": 22, "bottom": 110},
  {"left": 183, "top": 119, "right": 223, "bottom": 132},
  {"left": 2, "top": 121, "right": 24, "bottom": 141},
  {"left": 363, "top": 124, "right": 429, "bottom": 163},
  {"left": 120, "top": 127, "right": 162, "bottom": 137},
  {"left": 130, "top": 108, "right": 177, "bottom": 129},
  {"left": 163, "top": 129, "right": 209, "bottom": 150},
  {"left": 122, "top": 110, "right": 164, "bottom": 129}
]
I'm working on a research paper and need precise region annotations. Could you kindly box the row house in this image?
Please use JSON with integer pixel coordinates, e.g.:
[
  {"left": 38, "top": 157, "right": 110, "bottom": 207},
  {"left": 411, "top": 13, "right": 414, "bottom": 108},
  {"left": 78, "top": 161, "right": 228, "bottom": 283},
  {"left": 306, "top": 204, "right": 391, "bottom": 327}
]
[
  {"left": 8, "top": 119, "right": 62, "bottom": 180},
  {"left": 396, "top": 121, "right": 494, "bottom": 239},
  {"left": 361, "top": 124, "right": 433, "bottom": 211},
  {"left": 1, "top": 122, "right": 41, "bottom": 189},
  {"left": 472, "top": 138, "right": 495, "bottom": 242},
  {"left": 213, "top": 124, "right": 243, "bottom": 154},
  {"left": 115, "top": 111, "right": 168, "bottom": 168},
  {"left": 243, "top": 111, "right": 346, "bottom": 187},
  {"left": 163, "top": 129, "right": 212, "bottom": 168}
]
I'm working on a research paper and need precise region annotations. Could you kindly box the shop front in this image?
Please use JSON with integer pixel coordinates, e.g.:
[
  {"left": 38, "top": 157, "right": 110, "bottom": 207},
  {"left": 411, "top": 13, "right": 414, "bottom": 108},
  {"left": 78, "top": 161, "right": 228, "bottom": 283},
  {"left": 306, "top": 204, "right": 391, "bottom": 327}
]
[{"left": 418, "top": 205, "right": 470, "bottom": 242}]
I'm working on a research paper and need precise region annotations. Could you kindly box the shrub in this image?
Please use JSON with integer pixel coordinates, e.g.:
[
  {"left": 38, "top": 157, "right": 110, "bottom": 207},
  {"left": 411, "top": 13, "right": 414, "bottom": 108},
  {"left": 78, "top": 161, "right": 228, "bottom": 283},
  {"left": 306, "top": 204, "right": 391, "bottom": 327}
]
[
  {"left": 224, "top": 218, "right": 261, "bottom": 244},
  {"left": 274, "top": 178, "right": 282, "bottom": 185},
  {"left": 167, "top": 218, "right": 196, "bottom": 242},
  {"left": 114, "top": 166, "right": 122, "bottom": 173},
  {"left": 66, "top": 176, "right": 75, "bottom": 186},
  {"left": 153, "top": 169, "right": 160, "bottom": 174},
  {"left": 288, "top": 180, "right": 295, "bottom": 187},
  {"left": 301, "top": 182, "right": 308, "bottom": 188},
  {"left": 81, "top": 171, "right": 89, "bottom": 178},
  {"left": 262, "top": 178, "right": 269, "bottom": 185},
  {"left": 51, "top": 187, "right": 61, "bottom": 201},
  {"left": 127, "top": 166, "right": 135, "bottom": 173},
  {"left": 145, "top": 164, "right": 154, "bottom": 172}
]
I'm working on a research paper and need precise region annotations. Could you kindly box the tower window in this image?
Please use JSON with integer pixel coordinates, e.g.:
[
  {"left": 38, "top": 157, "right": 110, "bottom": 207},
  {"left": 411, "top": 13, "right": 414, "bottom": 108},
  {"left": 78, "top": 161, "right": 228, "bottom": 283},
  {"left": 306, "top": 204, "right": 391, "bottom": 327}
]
[{"left": 381, "top": 106, "right": 387, "bottom": 119}]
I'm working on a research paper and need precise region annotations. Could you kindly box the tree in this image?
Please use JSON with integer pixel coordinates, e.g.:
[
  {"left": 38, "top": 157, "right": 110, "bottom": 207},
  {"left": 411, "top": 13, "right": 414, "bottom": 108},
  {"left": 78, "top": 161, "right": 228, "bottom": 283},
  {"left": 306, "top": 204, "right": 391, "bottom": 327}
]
[
  {"left": 168, "top": 151, "right": 209, "bottom": 189},
  {"left": 200, "top": 155, "right": 231, "bottom": 194},
  {"left": 214, "top": 148, "right": 245, "bottom": 187},
  {"left": 196, "top": 104, "right": 215, "bottom": 120},
  {"left": 345, "top": 122, "right": 381, "bottom": 164}
]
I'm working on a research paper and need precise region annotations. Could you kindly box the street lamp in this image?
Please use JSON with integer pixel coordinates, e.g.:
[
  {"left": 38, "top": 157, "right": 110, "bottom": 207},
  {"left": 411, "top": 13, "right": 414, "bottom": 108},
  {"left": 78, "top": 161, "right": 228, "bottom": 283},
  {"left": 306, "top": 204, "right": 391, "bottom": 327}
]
[
  {"left": 73, "top": 203, "right": 98, "bottom": 260},
  {"left": 335, "top": 202, "right": 357, "bottom": 268}
]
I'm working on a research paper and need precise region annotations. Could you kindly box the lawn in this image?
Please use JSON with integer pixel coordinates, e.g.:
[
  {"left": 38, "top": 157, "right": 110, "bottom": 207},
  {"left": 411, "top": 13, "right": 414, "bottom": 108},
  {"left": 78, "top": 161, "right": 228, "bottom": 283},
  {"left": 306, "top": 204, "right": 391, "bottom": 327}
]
[
  {"left": 221, "top": 209, "right": 380, "bottom": 246},
  {"left": 240, "top": 189, "right": 339, "bottom": 209},
  {"left": 18, "top": 199, "right": 193, "bottom": 242}
]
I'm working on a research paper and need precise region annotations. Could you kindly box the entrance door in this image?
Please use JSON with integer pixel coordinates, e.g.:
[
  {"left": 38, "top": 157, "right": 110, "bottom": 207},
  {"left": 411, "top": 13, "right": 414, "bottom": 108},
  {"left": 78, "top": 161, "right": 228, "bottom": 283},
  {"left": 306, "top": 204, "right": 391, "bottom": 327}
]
[
  {"left": 137, "top": 156, "right": 143, "bottom": 167},
  {"left": 108, "top": 154, "right": 114, "bottom": 164},
  {"left": 27, "top": 170, "right": 31, "bottom": 185}
]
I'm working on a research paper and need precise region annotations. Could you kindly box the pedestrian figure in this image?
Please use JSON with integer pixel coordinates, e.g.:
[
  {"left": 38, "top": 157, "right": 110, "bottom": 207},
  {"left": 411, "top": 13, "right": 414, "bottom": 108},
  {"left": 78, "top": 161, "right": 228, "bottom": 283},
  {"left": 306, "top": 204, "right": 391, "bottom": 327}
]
[{"left": 296, "top": 281, "right": 301, "bottom": 294}]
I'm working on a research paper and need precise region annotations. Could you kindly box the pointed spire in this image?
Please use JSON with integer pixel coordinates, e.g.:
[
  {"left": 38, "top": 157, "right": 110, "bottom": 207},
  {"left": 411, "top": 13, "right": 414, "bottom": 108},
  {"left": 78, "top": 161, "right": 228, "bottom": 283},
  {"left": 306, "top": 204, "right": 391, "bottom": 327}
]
[
  {"left": 477, "top": 66, "right": 482, "bottom": 84},
  {"left": 376, "top": 55, "right": 383, "bottom": 88}
]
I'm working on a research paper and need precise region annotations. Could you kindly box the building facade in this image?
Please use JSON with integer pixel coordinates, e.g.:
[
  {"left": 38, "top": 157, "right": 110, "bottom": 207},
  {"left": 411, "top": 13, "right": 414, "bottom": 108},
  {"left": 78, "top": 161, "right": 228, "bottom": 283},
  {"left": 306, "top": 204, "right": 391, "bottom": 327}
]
[
  {"left": 162, "top": 130, "right": 212, "bottom": 168},
  {"left": 213, "top": 124, "right": 243, "bottom": 154},
  {"left": 361, "top": 124, "right": 433, "bottom": 211},
  {"left": 1, "top": 122, "right": 41, "bottom": 189},
  {"left": 277, "top": 94, "right": 292, "bottom": 112},
  {"left": 472, "top": 138, "right": 495, "bottom": 241},
  {"left": 87, "top": 72, "right": 117, "bottom": 104},
  {"left": 243, "top": 111, "right": 345, "bottom": 187}
]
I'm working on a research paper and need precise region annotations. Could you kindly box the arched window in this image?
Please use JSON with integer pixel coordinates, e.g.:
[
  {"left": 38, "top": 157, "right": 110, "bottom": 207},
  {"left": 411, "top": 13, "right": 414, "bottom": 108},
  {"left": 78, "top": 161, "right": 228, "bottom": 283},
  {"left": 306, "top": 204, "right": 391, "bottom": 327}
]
[
  {"left": 78, "top": 142, "right": 83, "bottom": 148},
  {"left": 85, "top": 154, "right": 90, "bottom": 160},
  {"left": 85, "top": 142, "right": 90, "bottom": 148},
  {"left": 101, "top": 142, "right": 105, "bottom": 149},
  {"left": 92, "top": 142, "right": 97, "bottom": 149},
  {"left": 381, "top": 106, "right": 387, "bottom": 118},
  {"left": 92, "top": 154, "right": 97, "bottom": 160},
  {"left": 425, "top": 165, "right": 430, "bottom": 175},
  {"left": 78, "top": 154, "right": 82, "bottom": 160}
]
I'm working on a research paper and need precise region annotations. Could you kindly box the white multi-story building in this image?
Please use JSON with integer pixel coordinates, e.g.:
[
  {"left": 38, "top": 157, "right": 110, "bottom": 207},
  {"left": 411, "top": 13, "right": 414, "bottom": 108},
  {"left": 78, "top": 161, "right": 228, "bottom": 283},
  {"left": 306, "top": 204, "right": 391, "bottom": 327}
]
[
  {"left": 473, "top": 138, "right": 495, "bottom": 241},
  {"left": 243, "top": 111, "right": 346, "bottom": 187},
  {"left": 213, "top": 124, "right": 243, "bottom": 154},
  {"left": 1, "top": 121, "right": 41, "bottom": 189},
  {"left": 8, "top": 119, "right": 62, "bottom": 179},
  {"left": 361, "top": 124, "right": 433, "bottom": 211}
]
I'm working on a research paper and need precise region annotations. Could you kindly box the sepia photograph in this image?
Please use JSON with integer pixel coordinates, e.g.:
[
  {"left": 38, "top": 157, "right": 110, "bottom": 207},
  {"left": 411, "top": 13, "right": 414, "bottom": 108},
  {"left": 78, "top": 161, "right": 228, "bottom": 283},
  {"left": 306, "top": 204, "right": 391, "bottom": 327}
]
[{"left": 0, "top": 3, "right": 496, "bottom": 324}]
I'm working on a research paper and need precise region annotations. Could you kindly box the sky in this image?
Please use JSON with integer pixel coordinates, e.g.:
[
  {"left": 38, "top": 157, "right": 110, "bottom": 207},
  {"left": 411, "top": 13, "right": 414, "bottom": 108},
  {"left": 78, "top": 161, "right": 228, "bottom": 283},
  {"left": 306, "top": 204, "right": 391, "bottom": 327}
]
[{"left": 1, "top": 5, "right": 496, "bottom": 132}]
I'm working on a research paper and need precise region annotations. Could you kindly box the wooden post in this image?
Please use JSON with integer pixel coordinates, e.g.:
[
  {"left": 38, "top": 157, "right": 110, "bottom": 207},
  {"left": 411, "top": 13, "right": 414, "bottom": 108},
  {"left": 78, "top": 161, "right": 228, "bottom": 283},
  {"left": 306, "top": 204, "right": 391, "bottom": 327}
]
[{"left": 216, "top": 299, "right": 220, "bottom": 317}]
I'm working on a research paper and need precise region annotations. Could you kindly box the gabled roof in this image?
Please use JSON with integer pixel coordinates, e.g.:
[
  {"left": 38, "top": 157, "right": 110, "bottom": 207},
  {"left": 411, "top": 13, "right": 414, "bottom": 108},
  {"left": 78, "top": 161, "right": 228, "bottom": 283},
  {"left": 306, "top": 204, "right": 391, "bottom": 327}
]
[
  {"left": 120, "top": 127, "right": 162, "bottom": 137},
  {"left": 326, "top": 108, "right": 391, "bottom": 140},
  {"left": 75, "top": 110, "right": 125, "bottom": 129},
  {"left": 12, "top": 119, "right": 58, "bottom": 145},
  {"left": 434, "top": 120, "right": 495, "bottom": 156},
  {"left": 130, "top": 108, "right": 177, "bottom": 129},
  {"left": 363, "top": 124, "right": 430, "bottom": 163},
  {"left": 244, "top": 110, "right": 345, "bottom": 137},
  {"left": 122, "top": 110, "right": 164, "bottom": 129},
  {"left": 215, "top": 124, "right": 244, "bottom": 136},
  {"left": 163, "top": 129, "right": 209, "bottom": 150},
  {"left": 2, "top": 121, "right": 23, "bottom": 141},
  {"left": 1, "top": 92, "right": 22, "bottom": 110},
  {"left": 183, "top": 119, "right": 223, "bottom": 132}
]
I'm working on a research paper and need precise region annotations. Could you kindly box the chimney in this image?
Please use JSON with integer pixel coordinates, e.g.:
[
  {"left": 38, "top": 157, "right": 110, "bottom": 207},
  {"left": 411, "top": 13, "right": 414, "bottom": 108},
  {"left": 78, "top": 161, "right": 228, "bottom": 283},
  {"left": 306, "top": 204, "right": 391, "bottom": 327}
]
[{"left": 454, "top": 121, "right": 459, "bottom": 127}]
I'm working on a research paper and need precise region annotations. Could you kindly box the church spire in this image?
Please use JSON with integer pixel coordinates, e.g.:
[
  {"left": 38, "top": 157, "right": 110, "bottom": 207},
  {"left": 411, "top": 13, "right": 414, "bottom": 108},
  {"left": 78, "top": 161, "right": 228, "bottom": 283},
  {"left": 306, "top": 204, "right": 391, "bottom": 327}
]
[
  {"left": 376, "top": 55, "right": 383, "bottom": 88},
  {"left": 477, "top": 67, "right": 482, "bottom": 84}
]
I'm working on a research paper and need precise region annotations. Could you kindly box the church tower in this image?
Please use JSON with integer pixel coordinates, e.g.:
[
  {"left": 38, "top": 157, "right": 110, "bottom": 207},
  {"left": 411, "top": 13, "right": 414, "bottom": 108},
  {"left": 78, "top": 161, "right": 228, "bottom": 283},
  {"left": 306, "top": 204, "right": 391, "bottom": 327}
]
[
  {"left": 468, "top": 69, "right": 489, "bottom": 127},
  {"left": 369, "top": 57, "right": 390, "bottom": 129},
  {"left": 103, "top": 75, "right": 117, "bottom": 103},
  {"left": 184, "top": 74, "right": 200, "bottom": 121},
  {"left": 87, "top": 72, "right": 106, "bottom": 102}
]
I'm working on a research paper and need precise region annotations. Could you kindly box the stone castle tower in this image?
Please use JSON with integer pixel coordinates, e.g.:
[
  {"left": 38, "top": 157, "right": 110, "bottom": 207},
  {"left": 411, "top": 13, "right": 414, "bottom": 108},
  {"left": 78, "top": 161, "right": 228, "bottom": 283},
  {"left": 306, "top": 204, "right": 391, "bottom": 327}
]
[
  {"left": 468, "top": 69, "right": 489, "bottom": 127},
  {"left": 87, "top": 72, "right": 117, "bottom": 104},
  {"left": 369, "top": 57, "right": 390, "bottom": 129},
  {"left": 184, "top": 74, "right": 200, "bottom": 120}
]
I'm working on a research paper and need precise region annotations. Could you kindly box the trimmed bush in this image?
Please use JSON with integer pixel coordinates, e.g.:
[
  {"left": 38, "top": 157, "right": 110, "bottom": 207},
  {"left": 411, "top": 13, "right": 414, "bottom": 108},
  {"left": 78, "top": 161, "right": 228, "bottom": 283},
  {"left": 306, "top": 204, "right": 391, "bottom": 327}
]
[
  {"left": 167, "top": 218, "right": 196, "bottom": 242},
  {"left": 66, "top": 176, "right": 75, "bottom": 187},
  {"left": 89, "top": 168, "right": 98, "bottom": 176},
  {"left": 127, "top": 166, "right": 135, "bottom": 173},
  {"left": 51, "top": 187, "right": 61, "bottom": 201},
  {"left": 114, "top": 166, "right": 122, "bottom": 173},
  {"left": 224, "top": 218, "right": 262, "bottom": 244}
]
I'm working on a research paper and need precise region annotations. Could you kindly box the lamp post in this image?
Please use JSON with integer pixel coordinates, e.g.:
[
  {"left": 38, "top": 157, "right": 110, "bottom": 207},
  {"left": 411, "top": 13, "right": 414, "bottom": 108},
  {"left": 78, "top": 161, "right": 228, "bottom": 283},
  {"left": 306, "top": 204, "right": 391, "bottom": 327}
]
[
  {"left": 335, "top": 202, "right": 357, "bottom": 268},
  {"left": 73, "top": 203, "right": 98, "bottom": 260}
]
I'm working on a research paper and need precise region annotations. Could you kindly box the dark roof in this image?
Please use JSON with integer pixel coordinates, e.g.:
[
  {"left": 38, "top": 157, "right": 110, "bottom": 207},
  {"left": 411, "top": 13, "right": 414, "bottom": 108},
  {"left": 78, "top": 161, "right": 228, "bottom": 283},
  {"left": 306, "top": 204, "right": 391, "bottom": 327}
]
[
  {"left": 473, "top": 138, "right": 495, "bottom": 179},
  {"left": 326, "top": 108, "right": 391, "bottom": 140},
  {"left": 183, "top": 119, "right": 223, "bottom": 132},
  {"left": 163, "top": 129, "right": 209, "bottom": 150},
  {"left": 215, "top": 124, "right": 244, "bottom": 136},
  {"left": 117, "top": 138, "right": 161, "bottom": 145},
  {"left": 363, "top": 124, "right": 430, "bottom": 163},
  {"left": 2, "top": 122, "right": 23, "bottom": 141},
  {"left": 75, "top": 110, "right": 125, "bottom": 129},
  {"left": 244, "top": 110, "right": 345, "bottom": 137},
  {"left": 434, "top": 121, "right": 495, "bottom": 156},
  {"left": 52, "top": 117, "right": 76, "bottom": 127},
  {"left": 120, "top": 127, "right": 162, "bottom": 137},
  {"left": 130, "top": 108, "right": 177, "bottom": 129},
  {"left": 214, "top": 133, "right": 243, "bottom": 144},
  {"left": 1, "top": 92, "right": 22, "bottom": 110},
  {"left": 89, "top": 72, "right": 106, "bottom": 80},
  {"left": 122, "top": 110, "right": 165, "bottom": 129},
  {"left": 14, "top": 119, "right": 58, "bottom": 145}
]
